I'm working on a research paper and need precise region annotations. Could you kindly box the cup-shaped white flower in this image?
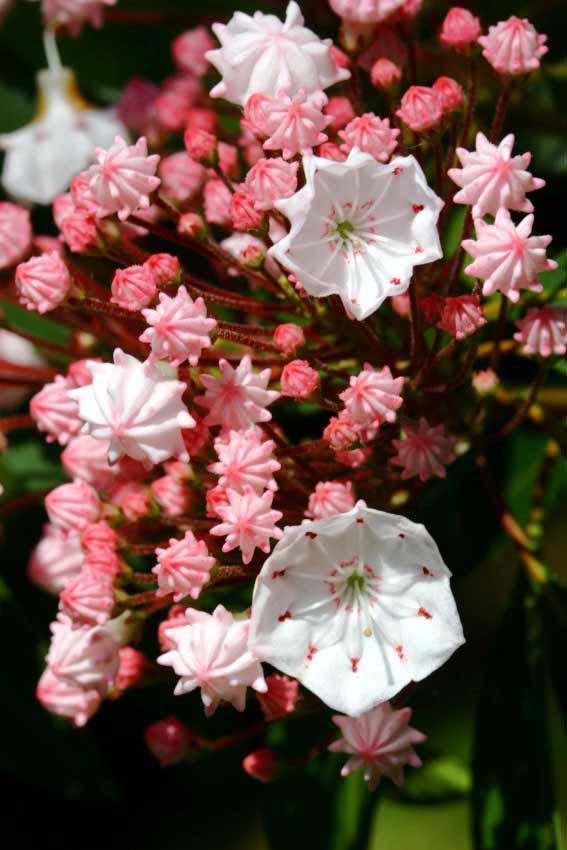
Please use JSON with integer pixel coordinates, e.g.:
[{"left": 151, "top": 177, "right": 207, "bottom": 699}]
[
  {"left": 206, "top": 1, "right": 349, "bottom": 106},
  {"left": 270, "top": 148, "right": 443, "bottom": 321},
  {"left": 69, "top": 349, "right": 195, "bottom": 468},
  {"left": 249, "top": 501, "right": 464, "bottom": 716},
  {"left": 0, "top": 68, "right": 125, "bottom": 205}
]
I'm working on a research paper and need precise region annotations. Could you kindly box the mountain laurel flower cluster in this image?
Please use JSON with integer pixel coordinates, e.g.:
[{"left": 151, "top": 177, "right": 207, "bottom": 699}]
[{"left": 0, "top": 0, "right": 561, "bottom": 798}]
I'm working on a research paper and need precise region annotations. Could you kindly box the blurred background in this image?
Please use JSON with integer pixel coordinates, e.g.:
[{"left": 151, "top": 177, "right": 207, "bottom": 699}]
[{"left": 0, "top": 1, "right": 565, "bottom": 848}]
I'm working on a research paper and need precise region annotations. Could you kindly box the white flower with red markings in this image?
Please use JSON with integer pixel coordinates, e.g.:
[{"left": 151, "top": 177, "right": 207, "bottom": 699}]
[
  {"left": 270, "top": 148, "right": 443, "bottom": 321},
  {"left": 249, "top": 501, "right": 464, "bottom": 716}
]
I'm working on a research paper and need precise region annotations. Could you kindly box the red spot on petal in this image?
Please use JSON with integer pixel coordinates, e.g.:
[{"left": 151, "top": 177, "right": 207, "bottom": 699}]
[
  {"left": 393, "top": 167, "right": 403, "bottom": 175},
  {"left": 396, "top": 644, "right": 405, "bottom": 660},
  {"left": 306, "top": 645, "right": 318, "bottom": 662},
  {"left": 306, "top": 531, "right": 318, "bottom": 539},
  {"left": 278, "top": 610, "right": 292, "bottom": 622},
  {"left": 272, "top": 569, "right": 286, "bottom": 579},
  {"left": 418, "top": 607, "right": 432, "bottom": 619},
  {"left": 351, "top": 658, "right": 359, "bottom": 672},
  {"left": 356, "top": 517, "right": 364, "bottom": 524},
  {"left": 422, "top": 566, "right": 432, "bottom": 576},
  {"left": 390, "top": 277, "right": 401, "bottom": 285},
  {"left": 412, "top": 204, "right": 424, "bottom": 214},
  {"left": 399, "top": 533, "right": 405, "bottom": 538},
  {"left": 415, "top": 245, "right": 424, "bottom": 254}
]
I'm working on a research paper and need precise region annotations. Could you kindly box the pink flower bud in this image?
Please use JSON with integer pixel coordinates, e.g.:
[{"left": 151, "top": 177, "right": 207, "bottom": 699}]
[
  {"left": 61, "top": 435, "right": 117, "bottom": 491},
  {"left": 83, "top": 547, "right": 121, "bottom": 579},
  {"left": 306, "top": 480, "right": 355, "bottom": 519},
  {"left": 472, "top": 369, "right": 499, "bottom": 396},
  {"left": 81, "top": 521, "right": 119, "bottom": 554},
  {"left": 396, "top": 86, "right": 443, "bottom": 132},
  {"left": 59, "top": 566, "right": 115, "bottom": 625},
  {"left": 432, "top": 76, "right": 464, "bottom": 113},
  {"left": 371, "top": 57, "right": 402, "bottom": 90},
  {"left": 37, "top": 669, "right": 101, "bottom": 727},
  {"left": 324, "top": 96, "right": 356, "bottom": 131},
  {"left": 206, "top": 484, "right": 230, "bottom": 518},
  {"left": 172, "top": 26, "right": 215, "bottom": 77},
  {"left": 439, "top": 6, "right": 482, "bottom": 51},
  {"left": 318, "top": 142, "right": 348, "bottom": 162},
  {"left": 203, "top": 179, "right": 232, "bottom": 226},
  {"left": 30, "top": 375, "right": 82, "bottom": 446},
  {"left": 323, "top": 410, "right": 359, "bottom": 451},
  {"left": 178, "top": 212, "right": 207, "bottom": 239},
  {"left": 185, "top": 107, "right": 218, "bottom": 135},
  {"left": 150, "top": 475, "right": 189, "bottom": 517},
  {"left": 159, "top": 152, "right": 205, "bottom": 204},
  {"left": 158, "top": 605, "right": 190, "bottom": 651},
  {"left": 145, "top": 716, "right": 192, "bottom": 766},
  {"left": 15, "top": 252, "right": 71, "bottom": 314},
  {"left": 143, "top": 253, "right": 182, "bottom": 287},
  {"left": 111, "top": 264, "right": 157, "bottom": 312},
  {"left": 0, "top": 201, "right": 32, "bottom": 269},
  {"left": 257, "top": 674, "right": 299, "bottom": 721},
  {"left": 67, "top": 358, "right": 96, "bottom": 387},
  {"left": 117, "top": 77, "right": 159, "bottom": 134},
  {"left": 419, "top": 293, "right": 444, "bottom": 324},
  {"left": 110, "top": 481, "right": 152, "bottom": 522},
  {"left": 184, "top": 128, "right": 218, "bottom": 164},
  {"left": 478, "top": 17, "right": 547, "bottom": 76},
  {"left": 437, "top": 294, "right": 486, "bottom": 340},
  {"left": 60, "top": 211, "right": 99, "bottom": 254},
  {"left": 218, "top": 141, "right": 240, "bottom": 179},
  {"left": 28, "top": 524, "right": 84, "bottom": 596},
  {"left": 242, "top": 748, "right": 278, "bottom": 783},
  {"left": 273, "top": 323, "right": 305, "bottom": 355},
  {"left": 281, "top": 360, "right": 320, "bottom": 399},
  {"left": 115, "top": 646, "right": 148, "bottom": 693},
  {"left": 339, "top": 113, "right": 399, "bottom": 162},
  {"left": 245, "top": 158, "right": 299, "bottom": 212},
  {"left": 230, "top": 186, "right": 265, "bottom": 232},
  {"left": 45, "top": 481, "right": 101, "bottom": 536}
]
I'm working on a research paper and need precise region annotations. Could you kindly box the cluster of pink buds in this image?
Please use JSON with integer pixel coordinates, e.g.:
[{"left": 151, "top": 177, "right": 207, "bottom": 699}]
[{"left": 0, "top": 0, "right": 562, "bottom": 799}]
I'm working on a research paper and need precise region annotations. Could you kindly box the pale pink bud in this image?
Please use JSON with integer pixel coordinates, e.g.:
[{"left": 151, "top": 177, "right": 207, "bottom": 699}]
[
  {"left": 0, "top": 202, "right": 32, "bottom": 269},
  {"left": 325, "top": 96, "right": 356, "bottom": 131},
  {"left": 478, "top": 17, "right": 548, "bottom": 76},
  {"left": 144, "top": 253, "right": 182, "bottom": 287},
  {"left": 206, "top": 484, "right": 230, "bottom": 518},
  {"left": 371, "top": 57, "right": 402, "bottom": 91},
  {"left": 203, "top": 179, "right": 232, "bottom": 226},
  {"left": 145, "top": 716, "right": 192, "bottom": 766},
  {"left": 30, "top": 375, "right": 82, "bottom": 445},
  {"left": 110, "top": 481, "right": 152, "bottom": 522},
  {"left": 242, "top": 749, "right": 278, "bottom": 783},
  {"left": 432, "top": 76, "right": 464, "bottom": 113},
  {"left": 172, "top": 26, "right": 215, "bottom": 77},
  {"left": 178, "top": 211, "right": 207, "bottom": 239},
  {"left": 323, "top": 410, "right": 359, "bottom": 451},
  {"left": 83, "top": 547, "right": 121, "bottom": 579},
  {"left": 280, "top": 360, "right": 320, "bottom": 399},
  {"left": 245, "top": 158, "right": 299, "bottom": 212},
  {"left": 514, "top": 306, "right": 567, "bottom": 357},
  {"left": 15, "top": 251, "right": 71, "bottom": 314},
  {"left": 186, "top": 107, "right": 218, "bottom": 135},
  {"left": 60, "top": 211, "right": 99, "bottom": 254},
  {"left": 88, "top": 136, "right": 161, "bottom": 222},
  {"left": 151, "top": 475, "right": 189, "bottom": 517},
  {"left": 81, "top": 521, "right": 119, "bottom": 554},
  {"left": 28, "top": 524, "right": 84, "bottom": 595},
  {"left": 159, "top": 152, "right": 205, "bottom": 204},
  {"left": 59, "top": 566, "right": 115, "bottom": 625},
  {"left": 153, "top": 530, "right": 215, "bottom": 601},
  {"left": 273, "top": 323, "right": 305, "bottom": 355},
  {"left": 396, "top": 86, "right": 443, "bottom": 132},
  {"left": 111, "top": 264, "right": 157, "bottom": 312},
  {"left": 45, "top": 481, "right": 101, "bottom": 535},
  {"left": 339, "top": 113, "right": 399, "bottom": 162},
  {"left": 218, "top": 142, "right": 240, "bottom": 179},
  {"left": 184, "top": 128, "right": 217, "bottom": 164},
  {"left": 306, "top": 480, "right": 355, "bottom": 519},
  {"left": 257, "top": 674, "right": 299, "bottom": 721},
  {"left": 61, "top": 435, "right": 117, "bottom": 491},
  {"left": 318, "top": 142, "right": 348, "bottom": 162},
  {"left": 37, "top": 669, "right": 101, "bottom": 727},
  {"left": 439, "top": 6, "right": 481, "bottom": 51}
]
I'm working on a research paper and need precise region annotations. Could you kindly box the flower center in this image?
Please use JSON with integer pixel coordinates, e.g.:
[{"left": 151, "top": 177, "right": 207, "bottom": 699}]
[{"left": 335, "top": 219, "right": 355, "bottom": 241}]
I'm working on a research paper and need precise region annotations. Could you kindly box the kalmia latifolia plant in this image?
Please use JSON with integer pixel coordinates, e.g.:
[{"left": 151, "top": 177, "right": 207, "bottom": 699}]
[{"left": 0, "top": 0, "right": 564, "bottom": 804}]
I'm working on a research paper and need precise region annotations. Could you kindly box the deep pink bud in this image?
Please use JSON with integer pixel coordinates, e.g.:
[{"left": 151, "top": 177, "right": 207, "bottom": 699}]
[
  {"left": 15, "top": 252, "right": 72, "bottom": 314},
  {"left": 111, "top": 264, "right": 157, "bottom": 312},
  {"left": 145, "top": 716, "right": 192, "bottom": 766},
  {"left": 257, "top": 674, "right": 299, "bottom": 721},
  {"left": 144, "top": 253, "right": 182, "bottom": 287},
  {"left": 273, "top": 323, "right": 305, "bottom": 355},
  {"left": 325, "top": 96, "right": 356, "bottom": 131},
  {"left": 81, "top": 521, "right": 119, "bottom": 554},
  {"left": 396, "top": 86, "right": 443, "bottom": 132},
  {"left": 242, "top": 749, "right": 278, "bottom": 783},
  {"left": 184, "top": 128, "right": 218, "bottom": 164},
  {"left": 371, "top": 57, "right": 402, "bottom": 90},
  {"left": 439, "top": 7, "right": 482, "bottom": 51},
  {"left": 432, "top": 76, "right": 464, "bottom": 113},
  {"left": 230, "top": 187, "right": 265, "bottom": 232}
]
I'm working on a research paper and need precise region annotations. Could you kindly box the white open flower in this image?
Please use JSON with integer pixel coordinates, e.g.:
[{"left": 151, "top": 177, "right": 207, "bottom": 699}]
[
  {"left": 0, "top": 67, "right": 125, "bottom": 205},
  {"left": 270, "top": 148, "right": 443, "bottom": 321},
  {"left": 206, "top": 1, "right": 349, "bottom": 106},
  {"left": 249, "top": 501, "right": 464, "bottom": 717}
]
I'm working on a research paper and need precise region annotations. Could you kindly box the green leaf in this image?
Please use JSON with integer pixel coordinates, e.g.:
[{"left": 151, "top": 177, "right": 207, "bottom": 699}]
[
  {"left": 403, "top": 756, "right": 471, "bottom": 803},
  {"left": 503, "top": 429, "right": 549, "bottom": 526}
]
